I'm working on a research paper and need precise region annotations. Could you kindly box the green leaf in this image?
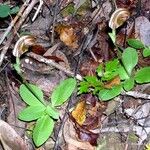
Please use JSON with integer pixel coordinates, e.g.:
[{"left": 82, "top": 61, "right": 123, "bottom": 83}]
[
  {"left": 135, "top": 67, "right": 150, "bottom": 83},
  {"left": 0, "top": 4, "right": 10, "bottom": 18},
  {"left": 33, "top": 115, "right": 54, "bottom": 147},
  {"left": 143, "top": 47, "right": 150, "bottom": 57},
  {"left": 85, "top": 76, "right": 100, "bottom": 86},
  {"left": 117, "top": 65, "right": 129, "bottom": 80},
  {"left": 19, "top": 84, "right": 45, "bottom": 106},
  {"left": 51, "top": 78, "right": 76, "bottom": 107},
  {"left": 19, "top": 31, "right": 31, "bottom": 36},
  {"left": 102, "top": 59, "right": 120, "bottom": 81},
  {"left": 45, "top": 106, "right": 59, "bottom": 120},
  {"left": 123, "top": 78, "right": 135, "bottom": 91},
  {"left": 122, "top": 47, "right": 138, "bottom": 75},
  {"left": 96, "top": 64, "right": 103, "bottom": 77},
  {"left": 127, "top": 39, "right": 144, "bottom": 49},
  {"left": 99, "top": 85, "right": 122, "bottom": 101},
  {"left": 105, "top": 59, "right": 119, "bottom": 72},
  {"left": 10, "top": 6, "right": 19, "bottom": 14},
  {"left": 78, "top": 81, "right": 89, "bottom": 94},
  {"left": 19, "top": 105, "right": 46, "bottom": 121},
  {"left": 93, "top": 86, "right": 102, "bottom": 95}
]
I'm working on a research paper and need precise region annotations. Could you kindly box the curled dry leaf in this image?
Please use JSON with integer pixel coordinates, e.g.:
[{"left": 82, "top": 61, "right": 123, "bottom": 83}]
[
  {"left": 75, "top": 126, "right": 99, "bottom": 146},
  {"left": 13, "top": 35, "right": 36, "bottom": 57},
  {"left": 55, "top": 24, "right": 78, "bottom": 49},
  {"left": 44, "top": 43, "right": 71, "bottom": 69},
  {"left": 31, "top": 44, "right": 46, "bottom": 55},
  {"left": 71, "top": 94, "right": 107, "bottom": 146},
  {"left": 63, "top": 119, "right": 95, "bottom": 150},
  {"left": 54, "top": 50, "right": 71, "bottom": 70},
  {"left": 109, "top": 8, "right": 130, "bottom": 29},
  {"left": 0, "top": 119, "right": 28, "bottom": 150}
]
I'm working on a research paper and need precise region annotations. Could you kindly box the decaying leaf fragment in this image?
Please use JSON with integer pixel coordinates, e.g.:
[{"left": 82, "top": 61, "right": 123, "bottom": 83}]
[
  {"left": 13, "top": 35, "right": 36, "bottom": 57},
  {"left": 71, "top": 94, "right": 107, "bottom": 146},
  {"left": 55, "top": 24, "right": 78, "bottom": 48},
  {"left": 104, "top": 76, "right": 121, "bottom": 89},
  {"left": 0, "top": 119, "right": 28, "bottom": 150},
  {"left": 71, "top": 101, "right": 86, "bottom": 126},
  {"left": 109, "top": 8, "right": 130, "bottom": 29},
  {"left": 63, "top": 119, "right": 95, "bottom": 150}
]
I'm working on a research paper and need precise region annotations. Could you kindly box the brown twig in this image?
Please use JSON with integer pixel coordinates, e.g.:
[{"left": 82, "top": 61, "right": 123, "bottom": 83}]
[
  {"left": 0, "top": 0, "right": 30, "bottom": 45},
  {"left": 5, "top": 70, "right": 17, "bottom": 124},
  {"left": 0, "top": 0, "right": 38, "bottom": 66},
  {"left": 50, "top": 0, "right": 60, "bottom": 44},
  {"left": 27, "top": 52, "right": 82, "bottom": 80}
]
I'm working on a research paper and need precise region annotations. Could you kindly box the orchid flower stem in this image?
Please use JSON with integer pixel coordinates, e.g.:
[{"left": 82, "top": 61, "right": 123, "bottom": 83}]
[{"left": 111, "top": 30, "right": 130, "bottom": 77}]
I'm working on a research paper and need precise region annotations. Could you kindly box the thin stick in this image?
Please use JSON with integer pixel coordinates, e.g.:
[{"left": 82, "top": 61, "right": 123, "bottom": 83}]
[
  {"left": 15, "top": 0, "right": 38, "bottom": 29},
  {"left": 0, "top": 0, "right": 30, "bottom": 45},
  {"left": 32, "top": 0, "right": 43, "bottom": 21},
  {"left": 51, "top": 0, "right": 60, "bottom": 44},
  {"left": 27, "top": 52, "right": 82, "bottom": 80},
  {"left": 0, "top": 0, "right": 38, "bottom": 66}
]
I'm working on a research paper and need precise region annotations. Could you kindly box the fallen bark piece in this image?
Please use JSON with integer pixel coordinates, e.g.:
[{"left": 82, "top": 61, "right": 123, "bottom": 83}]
[{"left": 0, "top": 119, "right": 28, "bottom": 150}]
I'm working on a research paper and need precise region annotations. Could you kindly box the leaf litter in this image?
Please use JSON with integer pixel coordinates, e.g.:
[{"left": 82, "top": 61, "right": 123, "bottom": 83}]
[{"left": 0, "top": 0, "right": 150, "bottom": 149}]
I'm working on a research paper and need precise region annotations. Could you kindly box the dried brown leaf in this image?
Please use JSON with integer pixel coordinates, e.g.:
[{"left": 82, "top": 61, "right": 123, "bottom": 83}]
[
  {"left": 0, "top": 120, "right": 28, "bottom": 150},
  {"left": 104, "top": 76, "right": 121, "bottom": 89},
  {"left": 55, "top": 24, "right": 78, "bottom": 48},
  {"left": 71, "top": 101, "right": 86, "bottom": 126},
  {"left": 63, "top": 119, "right": 95, "bottom": 150},
  {"left": 31, "top": 44, "right": 46, "bottom": 55}
]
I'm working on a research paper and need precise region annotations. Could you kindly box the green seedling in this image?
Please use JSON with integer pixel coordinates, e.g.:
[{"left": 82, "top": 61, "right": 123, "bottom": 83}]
[
  {"left": 18, "top": 78, "right": 76, "bottom": 147},
  {"left": 14, "top": 56, "right": 76, "bottom": 147},
  {"left": 0, "top": 4, "right": 19, "bottom": 18},
  {"left": 79, "top": 38, "right": 150, "bottom": 101}
]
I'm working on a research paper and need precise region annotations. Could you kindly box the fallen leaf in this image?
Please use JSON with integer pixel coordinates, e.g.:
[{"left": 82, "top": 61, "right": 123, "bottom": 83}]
[
  {"left": 55, "top": 24, "right": 78, "bottom": 48},
  {"left": 71, "top": 94, "right": 107, "bottom": 146},
  {"left": 71, "top": 101, "right": 86, "bottom": 126},
  {"left": 63, "top": 119, "right": 95, "bottom": 150},
  {"left": 31, "top": 44, "right": 46, "bottom": 55},
  {"left": 76, "top": 126, "right": 99, "bottom": 146},
  {"left": 54, "top": 50, "right": 71, "bottom": 70},
  {"left": 135, "top": 16, "right": 150, "bottom": 46},
  {"left": 104, "top": 76, "right": 121, "bottom": 89},
  {"left": 0, "top": 120, "right": 28, "bottom": 150},
  {"left": 43, "top": 43, "right": 61, "bottom": 56}
]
